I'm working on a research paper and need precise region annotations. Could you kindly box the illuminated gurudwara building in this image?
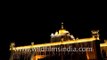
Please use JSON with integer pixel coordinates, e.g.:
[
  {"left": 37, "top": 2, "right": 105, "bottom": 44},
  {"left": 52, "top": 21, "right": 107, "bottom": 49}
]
[{"left": 9, "top": 22, "right": 107, "bottom": 60}]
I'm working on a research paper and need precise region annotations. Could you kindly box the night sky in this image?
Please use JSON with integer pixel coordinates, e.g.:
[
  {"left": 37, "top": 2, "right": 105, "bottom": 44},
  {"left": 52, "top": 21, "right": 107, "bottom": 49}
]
[{"left": 1, "top": 16, "right": 107, "bottom": 59}]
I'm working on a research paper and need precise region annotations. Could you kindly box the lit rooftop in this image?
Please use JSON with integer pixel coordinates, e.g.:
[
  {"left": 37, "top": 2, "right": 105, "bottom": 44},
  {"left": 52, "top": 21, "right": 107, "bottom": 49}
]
[
  {"left": 12, "top": 37, "right": 97, "bottom": 50},
  {"left": 100, "top": 40, "right": 107, "bottom": 47}
]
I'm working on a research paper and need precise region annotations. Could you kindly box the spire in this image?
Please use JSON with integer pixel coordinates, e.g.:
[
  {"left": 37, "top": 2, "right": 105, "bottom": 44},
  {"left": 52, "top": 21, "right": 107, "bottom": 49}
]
[{"left": 61, "top": 22, "right": 64, "bottom": 29}]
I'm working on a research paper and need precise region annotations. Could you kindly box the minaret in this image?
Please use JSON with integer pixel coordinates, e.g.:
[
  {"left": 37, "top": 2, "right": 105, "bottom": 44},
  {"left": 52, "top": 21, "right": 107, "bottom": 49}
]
[
  {"left": 91, "top": 30, "right": 99, "bottom": 40},
  {"left": 9, "top": 42, "right": 15, "bottom": 60},
  {"left": 61, "top": 22, "right": 64, "bottom": 29},
  {"left": 10, "top": 42, "right": 15, "bottom": 50},
  {"left": 59, "top": 22, "right": 66, "bottom": 34},
  {"left": 31, "top": 42, "right": 34, "bottom": 46}
]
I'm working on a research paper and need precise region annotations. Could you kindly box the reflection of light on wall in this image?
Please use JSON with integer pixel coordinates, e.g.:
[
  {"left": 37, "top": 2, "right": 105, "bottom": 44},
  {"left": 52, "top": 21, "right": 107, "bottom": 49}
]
[
  {"left": 100, "top": 40, "right": 107, "bottom": 58},
  {"left": 12, "top": 38, "right": 97, "bottom": 50},
  {"left": 86, "top": 48, "right": 96, "bottom": 60},
  {"left": 32, "top": 55, "right": 46, "bottom": 60},
  {"left": 86, "top": 51, "right": 90, "bottom": 60}
]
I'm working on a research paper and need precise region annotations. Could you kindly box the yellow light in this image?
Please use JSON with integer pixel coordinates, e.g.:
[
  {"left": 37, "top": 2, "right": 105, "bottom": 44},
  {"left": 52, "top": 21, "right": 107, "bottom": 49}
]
[
  {"left": 55, "top": 31, "right": 58, "bottom": 35},
  {"left": 59, "top": 29, "right": 66, "bottom": 34},
  {"left": 32, "top": 55, "right": 46, "bottom": 60},
  {"left": 100, "top": 43, "right": 107, "bottom": 47},
  {"left": 12, "top": 37, "right": 97, "bottom": 50}
]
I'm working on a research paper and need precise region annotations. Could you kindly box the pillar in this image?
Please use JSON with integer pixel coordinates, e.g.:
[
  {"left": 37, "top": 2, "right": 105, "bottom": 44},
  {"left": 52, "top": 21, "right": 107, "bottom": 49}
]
[{"left": 9, "top": 42, "right": 15, "bottom": 60}]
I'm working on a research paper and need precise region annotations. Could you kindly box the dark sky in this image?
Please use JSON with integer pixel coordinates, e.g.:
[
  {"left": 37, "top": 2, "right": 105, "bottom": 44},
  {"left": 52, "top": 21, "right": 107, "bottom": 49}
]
[{"left": 1, "top": 16, "right": 107, "bottom": 59}]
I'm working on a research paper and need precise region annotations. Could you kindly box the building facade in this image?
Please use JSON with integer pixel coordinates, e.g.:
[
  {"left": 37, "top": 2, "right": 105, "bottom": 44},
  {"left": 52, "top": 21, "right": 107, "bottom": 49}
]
[{"left": 9, "top": 23, "right": 107, "bottom": 60}]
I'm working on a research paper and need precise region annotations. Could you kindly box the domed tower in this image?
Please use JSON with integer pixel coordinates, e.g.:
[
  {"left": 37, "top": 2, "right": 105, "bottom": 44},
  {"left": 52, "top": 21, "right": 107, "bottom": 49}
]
[{"left": 50, "top": 22, "right": 75, "bottom": 42}]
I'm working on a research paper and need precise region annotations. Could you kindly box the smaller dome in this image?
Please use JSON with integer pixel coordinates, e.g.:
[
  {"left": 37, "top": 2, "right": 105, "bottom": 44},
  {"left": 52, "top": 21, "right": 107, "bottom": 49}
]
[
  {"left": 50, "top": 33, "right": 54, "bottom": 37},
  {"left": 55, "top": 31, "right": 58, "bottom": 35},
  {"left": 70, "top": 35, "right": 75, "bottom": 39}
]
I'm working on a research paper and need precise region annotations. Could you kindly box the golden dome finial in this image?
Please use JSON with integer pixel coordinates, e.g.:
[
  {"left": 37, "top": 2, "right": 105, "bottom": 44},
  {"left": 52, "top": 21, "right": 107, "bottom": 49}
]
[{"left": 61, "top": 22, "right": 64, "bottom": 29}]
